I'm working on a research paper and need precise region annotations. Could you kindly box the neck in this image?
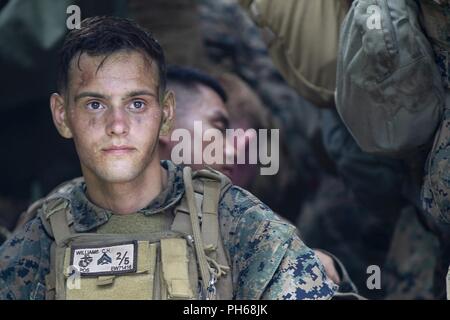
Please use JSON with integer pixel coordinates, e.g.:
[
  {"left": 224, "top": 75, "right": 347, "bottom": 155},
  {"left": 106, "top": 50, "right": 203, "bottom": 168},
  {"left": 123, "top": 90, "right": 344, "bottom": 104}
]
[{"left": 83, "top": 162, "right": 168, "bottom": 215}]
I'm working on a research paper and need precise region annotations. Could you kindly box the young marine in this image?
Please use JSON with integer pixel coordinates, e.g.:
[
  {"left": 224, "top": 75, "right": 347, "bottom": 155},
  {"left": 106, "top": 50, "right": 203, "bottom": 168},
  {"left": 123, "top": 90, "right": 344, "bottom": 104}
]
[{"left": 0, "top": 16, "right": 337, "bottom": 300}]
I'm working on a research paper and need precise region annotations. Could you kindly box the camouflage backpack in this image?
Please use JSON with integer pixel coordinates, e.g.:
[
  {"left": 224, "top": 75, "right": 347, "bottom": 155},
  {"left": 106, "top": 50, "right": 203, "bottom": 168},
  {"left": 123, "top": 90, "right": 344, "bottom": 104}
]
[
  {"left": 336, "top": 0, "right": 445, "bottom": 155},
  {"left": 19, "top": 167, "right": 234, "bottom": 300}
]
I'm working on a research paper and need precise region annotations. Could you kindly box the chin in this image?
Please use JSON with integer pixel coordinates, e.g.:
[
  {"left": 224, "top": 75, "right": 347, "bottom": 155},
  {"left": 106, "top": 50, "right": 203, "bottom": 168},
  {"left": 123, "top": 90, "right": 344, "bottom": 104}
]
[
  {"left": 99, "top": 173, "right": 139, "bottom": 184},
  {"left": 95, "top": 165, "right": 142, "bottom": 184}
]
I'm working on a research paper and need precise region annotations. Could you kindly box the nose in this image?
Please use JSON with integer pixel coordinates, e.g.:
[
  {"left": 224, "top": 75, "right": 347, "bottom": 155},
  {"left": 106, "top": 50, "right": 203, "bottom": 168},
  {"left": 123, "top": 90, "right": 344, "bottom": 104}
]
[{"left": 106, "top": 107, "right": 129, "bottom": 137}]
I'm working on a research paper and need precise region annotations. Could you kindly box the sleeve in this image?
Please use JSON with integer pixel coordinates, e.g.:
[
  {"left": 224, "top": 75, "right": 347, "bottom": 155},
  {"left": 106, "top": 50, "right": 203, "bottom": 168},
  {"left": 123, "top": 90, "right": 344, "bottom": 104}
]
[
  {"left": 0, "top": 215, "right": 52, "bottom": 300},
  {"left": 224, "top": 186, "right": 337, "bottom": 300},
  {"left": 260, "top": 236, "right": 338, "bottom": 300}
]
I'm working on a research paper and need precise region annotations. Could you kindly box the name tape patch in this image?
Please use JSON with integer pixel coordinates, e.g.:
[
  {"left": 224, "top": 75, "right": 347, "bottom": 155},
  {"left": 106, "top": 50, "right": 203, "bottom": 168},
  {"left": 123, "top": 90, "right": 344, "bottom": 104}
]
[{"left": 70, "top": 241, "right": 137, "bottom": 276}]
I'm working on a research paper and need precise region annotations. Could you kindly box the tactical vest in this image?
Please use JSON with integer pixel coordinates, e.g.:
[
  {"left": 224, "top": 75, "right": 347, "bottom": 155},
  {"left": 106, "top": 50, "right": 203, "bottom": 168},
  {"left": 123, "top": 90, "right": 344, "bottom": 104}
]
[{"left": 33, "top": 167, "right": 233, "bottom": 300}]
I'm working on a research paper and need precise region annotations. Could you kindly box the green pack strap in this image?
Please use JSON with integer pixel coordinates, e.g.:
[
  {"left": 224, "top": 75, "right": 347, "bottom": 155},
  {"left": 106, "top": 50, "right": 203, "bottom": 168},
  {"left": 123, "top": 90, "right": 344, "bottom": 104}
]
[
  {"left": 201, "top": 179, "right": 220, "bottom": 256},
  {"left": 171, "top": 198, "right": 193, "bottom": 235},
  {"left": 43, "top": 199, "right": 72, "bottom": 247},
  {"left": 182, "top": 166, "right": 212, "bottom": 298},
  {"left": 171, "top": 167, "right": 233, "bottom": 299},
  {"left": 44, "top": 242, "right": 57, "bottom": 300},
  {"left": 193, "top": 168, "right": 233, "bottom": 299}
]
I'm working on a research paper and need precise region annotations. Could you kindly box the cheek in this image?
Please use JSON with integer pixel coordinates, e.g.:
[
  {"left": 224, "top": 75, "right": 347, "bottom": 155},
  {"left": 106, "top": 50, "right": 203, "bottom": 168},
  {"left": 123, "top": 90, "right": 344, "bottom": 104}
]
[
  {"left": 69, "top": 114, "right": 103, "bottom": 149},
  {"left": 88, "top": 117, "right": 98, "bottom": 128},
  {"left": 68, "top": 108, "right": 99, "bottom": 130},
  {"left": 146, "top": 109, "right": 163, "bottom": 130},
  {"left": 131, "top": 111, "right": 162, "bottom": 142}
]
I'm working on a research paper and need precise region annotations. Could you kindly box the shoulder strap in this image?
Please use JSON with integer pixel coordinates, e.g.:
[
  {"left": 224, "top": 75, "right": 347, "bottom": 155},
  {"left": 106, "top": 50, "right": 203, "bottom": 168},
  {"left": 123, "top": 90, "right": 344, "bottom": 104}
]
[
  {"left": 193, "top": 168, "right": 231, "bottom": 255},
  {"left": 172, "top": 166, "right": 233, "bottom": 300},
  {"left": 40, "top": 197, "right": 73, "bottom": 247},
  {"left": 193, "top": 168, "right": 233, "bottom": 300}
]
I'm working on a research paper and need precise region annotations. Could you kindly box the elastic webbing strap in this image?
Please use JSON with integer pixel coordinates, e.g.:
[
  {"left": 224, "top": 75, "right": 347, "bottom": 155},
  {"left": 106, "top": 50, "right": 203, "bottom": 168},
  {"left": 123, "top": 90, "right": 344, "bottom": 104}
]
[
  {"left": 183, "top": 166, "right": 211, "bottom": 298},
  {"left": 201, "top": 179, "right": 221, "bottom": 254},
  {"left": 44, "top": 199, "right": 72, "bottom": 247}
]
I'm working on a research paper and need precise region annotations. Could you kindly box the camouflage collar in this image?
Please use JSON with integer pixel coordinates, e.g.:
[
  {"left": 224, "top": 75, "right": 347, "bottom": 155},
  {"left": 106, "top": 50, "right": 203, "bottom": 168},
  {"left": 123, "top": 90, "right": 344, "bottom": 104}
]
[{"left": 69, "top": 160, "right": 185, "bottom": 232}]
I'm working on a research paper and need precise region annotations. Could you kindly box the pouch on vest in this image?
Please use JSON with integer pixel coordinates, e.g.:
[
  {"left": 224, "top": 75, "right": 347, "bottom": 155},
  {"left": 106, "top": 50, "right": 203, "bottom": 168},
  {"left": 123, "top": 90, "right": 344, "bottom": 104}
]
[
  {"left": 56, "top": 236, "right": 198, "bottom": 300},
  {"left": 64, "top": 240, "right": 158, "bottom": 300},
  {"left": 39, "top": 166, "right": 233, "bottom": 300},
  {"left": 238, "top": 0, "right": 349, "bottom": 108},
  {"left": 336, "top": 0, "right": 445, "bottom": 155}
]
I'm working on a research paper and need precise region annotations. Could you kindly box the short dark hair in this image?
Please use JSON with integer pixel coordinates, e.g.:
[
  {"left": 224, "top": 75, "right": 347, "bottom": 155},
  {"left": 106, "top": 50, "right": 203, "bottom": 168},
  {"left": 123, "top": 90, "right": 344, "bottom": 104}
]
[
  {"left": 166, "top": 65, "right": 227, "bottom": 103},
  {"left": 57, "top": 16, "right": 166, "bottom": 96}
]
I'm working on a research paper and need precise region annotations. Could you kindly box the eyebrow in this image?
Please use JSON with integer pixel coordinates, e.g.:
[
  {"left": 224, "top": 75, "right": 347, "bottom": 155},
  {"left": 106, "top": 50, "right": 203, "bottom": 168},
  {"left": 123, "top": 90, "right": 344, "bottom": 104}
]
[
  {"left": 124, "top": 90, "right": 157, "bottom": 99},
  {"left": 73, "top": 90, "right": 157, "bottom": 103},
  {"left": 74, "top": 92, "right": 109, "bottom": 102}
]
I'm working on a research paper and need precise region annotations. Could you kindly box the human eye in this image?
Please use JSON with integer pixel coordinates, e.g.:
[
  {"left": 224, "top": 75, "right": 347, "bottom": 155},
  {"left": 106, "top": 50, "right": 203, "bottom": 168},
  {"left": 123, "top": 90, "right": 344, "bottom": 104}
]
[
  {"left": 129, "top": 100, "right": 146, "bottom": 111},
  {"left": 213, "top": 120, "right": 227, "bottom": 133},
  {"left": 216, "top": 123, "right": 226, "bottom": 133},
  {"left": 86, "top": 101, "right": 105, "bottom": 111}
]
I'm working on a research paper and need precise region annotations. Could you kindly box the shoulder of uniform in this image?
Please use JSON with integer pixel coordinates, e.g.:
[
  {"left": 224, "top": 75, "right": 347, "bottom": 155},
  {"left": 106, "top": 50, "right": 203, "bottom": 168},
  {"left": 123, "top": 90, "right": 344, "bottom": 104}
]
[
  {"left": 219, "top": 183, "right": 296, "bottom": 241},
  {"left": 221, "top": 184, "right": 274, "bottom": 214},
  {"left": 14, "top": 177, "right": 84, "bottom": 231},
  {"left": 46, "top": 176, "right": 84, "bottom": 199},
  {"left": 191, "top": 167, "right": 232, "bottom": 196}
]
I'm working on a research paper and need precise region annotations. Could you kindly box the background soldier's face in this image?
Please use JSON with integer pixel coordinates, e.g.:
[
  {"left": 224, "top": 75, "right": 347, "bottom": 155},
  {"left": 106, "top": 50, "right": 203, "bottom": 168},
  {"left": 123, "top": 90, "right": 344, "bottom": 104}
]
[
  {"left": 168, "top": 85, "right": 235, "bottom": 176},
  {"left": 54, "top": 50, "right": 170, "bottom": 184}
]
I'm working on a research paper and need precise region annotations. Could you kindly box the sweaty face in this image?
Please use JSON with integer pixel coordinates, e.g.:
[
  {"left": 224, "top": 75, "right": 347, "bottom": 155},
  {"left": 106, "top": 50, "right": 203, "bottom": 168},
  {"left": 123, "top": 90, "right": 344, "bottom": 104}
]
[
  {"left": 63, "top": 51, "right": 165, "bottom": 184},
  {"left": 172, "top": 85, "right": 235, "bottom": 177}
]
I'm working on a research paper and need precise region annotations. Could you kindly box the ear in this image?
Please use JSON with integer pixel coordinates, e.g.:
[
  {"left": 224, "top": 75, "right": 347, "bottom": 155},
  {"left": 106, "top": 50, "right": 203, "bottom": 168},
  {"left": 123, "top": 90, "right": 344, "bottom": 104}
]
[
  {"left": 160, "top": 90, "right": 175, "bottom": 136},
  {"left": 50, "top": 93, "right": 73, "bottom": 139}
]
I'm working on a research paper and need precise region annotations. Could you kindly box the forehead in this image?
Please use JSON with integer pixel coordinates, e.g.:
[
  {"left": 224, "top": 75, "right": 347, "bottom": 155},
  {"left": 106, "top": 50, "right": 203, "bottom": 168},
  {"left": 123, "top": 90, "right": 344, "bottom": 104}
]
[
  {"left": 194, "top": 84, "right": 229, "bottom": 118},
  {"left": 67, "top": 50, "right": 159, "bottom": 94}
]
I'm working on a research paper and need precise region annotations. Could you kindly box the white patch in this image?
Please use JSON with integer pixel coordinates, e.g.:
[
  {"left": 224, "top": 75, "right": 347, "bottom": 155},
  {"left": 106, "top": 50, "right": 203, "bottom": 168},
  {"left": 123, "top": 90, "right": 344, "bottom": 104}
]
[{"left": 70, "top": 241, "right": 137, "bottom": 276}]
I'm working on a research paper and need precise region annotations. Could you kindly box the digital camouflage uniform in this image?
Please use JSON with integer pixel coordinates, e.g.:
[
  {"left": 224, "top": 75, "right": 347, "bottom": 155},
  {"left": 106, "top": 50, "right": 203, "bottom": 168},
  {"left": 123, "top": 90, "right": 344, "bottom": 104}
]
[
  {"left": 382, "top": 205, "right": 440, "bottom": 300},
  {"left": 419, "top": 0, "right": 450, "bottom": 299},
  {"left": 0, "top": 161, "right": 337, "bottom": 300}
]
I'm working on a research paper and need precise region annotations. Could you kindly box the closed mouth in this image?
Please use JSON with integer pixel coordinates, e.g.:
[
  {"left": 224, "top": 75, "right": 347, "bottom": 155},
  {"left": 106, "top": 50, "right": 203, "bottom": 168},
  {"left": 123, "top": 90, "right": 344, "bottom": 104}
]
[{"left": 102, "top": 146, "right": 136, "bottom": 154}]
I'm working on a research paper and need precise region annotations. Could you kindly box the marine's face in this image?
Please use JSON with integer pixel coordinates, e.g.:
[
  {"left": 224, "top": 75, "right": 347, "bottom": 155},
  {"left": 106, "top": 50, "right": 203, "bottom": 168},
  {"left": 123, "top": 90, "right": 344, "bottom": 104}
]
[
  {"left": 173, "top": 85, "right": 235, "bottom": 177},
  {"left": 51, "top": 50, "right": 173, "bottom": 184}
]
